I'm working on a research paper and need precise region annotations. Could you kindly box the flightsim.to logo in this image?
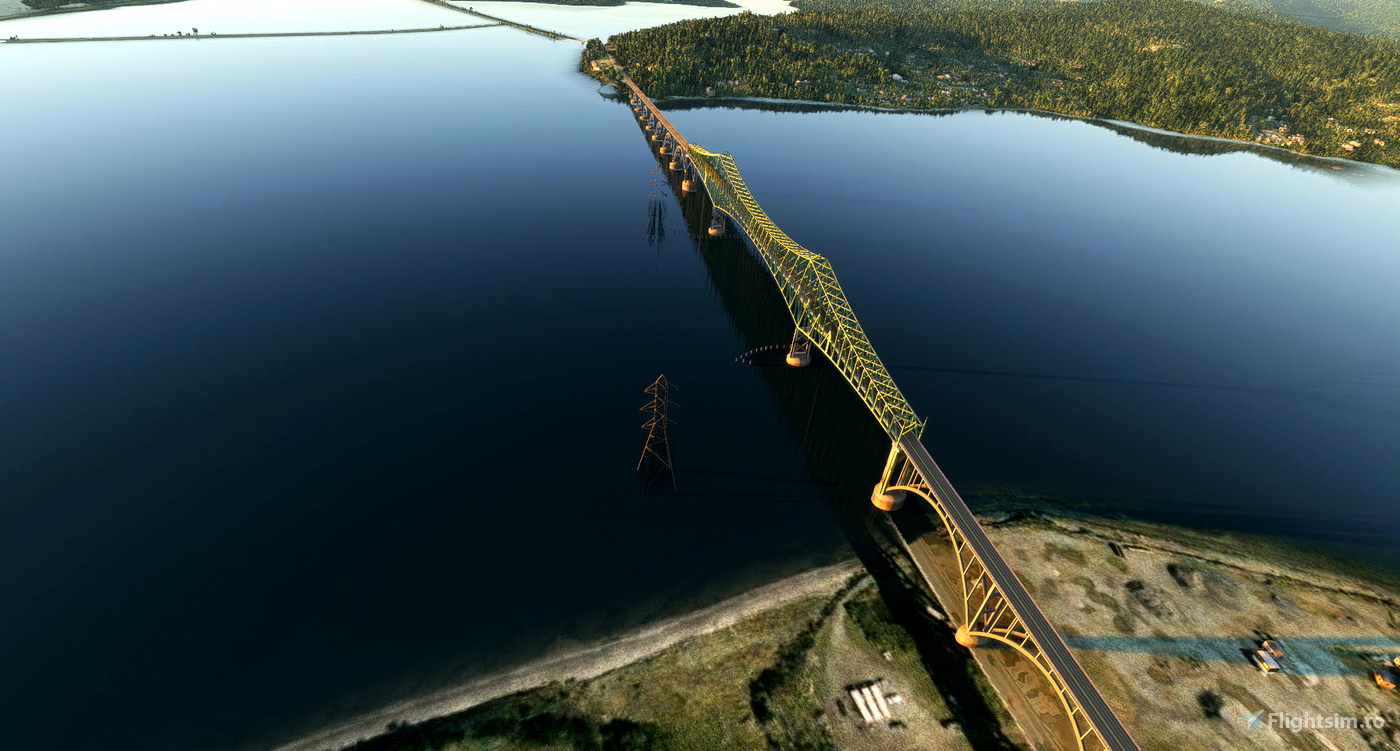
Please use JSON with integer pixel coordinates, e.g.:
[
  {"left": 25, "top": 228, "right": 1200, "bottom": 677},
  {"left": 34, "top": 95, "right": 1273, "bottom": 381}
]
[{"left": 1243, "top": 710, "right": 1386, "bottom": 731}]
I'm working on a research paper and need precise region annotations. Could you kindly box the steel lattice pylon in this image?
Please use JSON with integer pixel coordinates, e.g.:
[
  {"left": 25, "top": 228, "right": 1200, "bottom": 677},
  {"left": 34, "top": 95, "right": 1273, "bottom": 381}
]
[{"left": 637, "top": 374, "right": 677, "bottom": 490}]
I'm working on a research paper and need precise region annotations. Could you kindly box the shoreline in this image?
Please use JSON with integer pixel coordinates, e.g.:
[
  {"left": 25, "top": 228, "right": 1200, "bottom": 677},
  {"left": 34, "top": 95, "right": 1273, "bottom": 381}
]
[
  {"left": 638, "top": 93, "right": 1399, "bottom": 176},
  {"left": 267, "top": 508, "right": 1400, "bottom": 751},
  {"left": 265, "top": 558, "right": 863, "bottom": 751}
]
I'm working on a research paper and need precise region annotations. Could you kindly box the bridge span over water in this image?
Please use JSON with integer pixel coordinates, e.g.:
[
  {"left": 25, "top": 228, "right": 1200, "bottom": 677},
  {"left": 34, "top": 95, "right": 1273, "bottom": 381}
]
[{"left": 619, "top": 73, "right": 1142, "bottom": 751}]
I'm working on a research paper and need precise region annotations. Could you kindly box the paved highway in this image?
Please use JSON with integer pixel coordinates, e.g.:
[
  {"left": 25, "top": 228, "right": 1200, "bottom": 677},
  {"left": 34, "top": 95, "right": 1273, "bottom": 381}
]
[{"left": 899, "top": 437, "right": 1141, "bottom": 751}]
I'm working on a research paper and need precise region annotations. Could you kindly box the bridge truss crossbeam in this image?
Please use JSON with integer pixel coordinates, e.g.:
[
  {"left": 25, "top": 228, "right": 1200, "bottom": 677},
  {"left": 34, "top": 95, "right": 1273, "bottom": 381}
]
[{"left": 683, "top": 145, "right": 924, "bottom": 443}]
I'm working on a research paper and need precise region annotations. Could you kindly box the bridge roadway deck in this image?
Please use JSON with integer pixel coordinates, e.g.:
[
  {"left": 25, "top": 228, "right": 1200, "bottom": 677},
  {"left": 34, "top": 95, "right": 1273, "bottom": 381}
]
[
  {"left": 618, "top": 74, "right": 689, "bottom": 153},
  {"left": 900, "top": 437, "right": 1139, "bottom": 751}
]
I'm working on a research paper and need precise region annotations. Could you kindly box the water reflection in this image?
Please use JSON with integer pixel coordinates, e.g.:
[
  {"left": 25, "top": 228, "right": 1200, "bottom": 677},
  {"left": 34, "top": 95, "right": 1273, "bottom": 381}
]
[{"left": 660, "top": 97, "right": 1400, "bottom": 183}]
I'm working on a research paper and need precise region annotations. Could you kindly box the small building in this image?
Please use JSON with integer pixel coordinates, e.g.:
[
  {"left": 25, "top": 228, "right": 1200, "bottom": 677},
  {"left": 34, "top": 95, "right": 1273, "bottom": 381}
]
[
  {"left": 1376, "top": 669, "right": 1398, "bottom": 690},
  {"left": 845, "top": 681, "right": 895, "bottom": 724},
  {"left": 1391, "top": 655, "right": 1400, "bottom": 669},
  {"left": 1253, "top": 650, "right": 1281, "bottom": 674},
  {"left": 869, "top": 683, "right": 893, "bottom": 719},
  {"left": 848, "top": 687, "right": 875, "bottom": 723}
]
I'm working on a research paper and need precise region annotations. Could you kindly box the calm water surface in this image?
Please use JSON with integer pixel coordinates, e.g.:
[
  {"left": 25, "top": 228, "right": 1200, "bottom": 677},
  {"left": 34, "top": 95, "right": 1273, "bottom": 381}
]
[{"left": 2, "top": 7, "right": 1399, "bottom": 751}]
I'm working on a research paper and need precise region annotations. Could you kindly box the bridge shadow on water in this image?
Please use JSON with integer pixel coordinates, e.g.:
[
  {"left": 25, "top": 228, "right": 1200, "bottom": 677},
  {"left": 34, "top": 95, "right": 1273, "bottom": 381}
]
[{"left": 636, "top": 114, "right": 1026, "bottom": 751}]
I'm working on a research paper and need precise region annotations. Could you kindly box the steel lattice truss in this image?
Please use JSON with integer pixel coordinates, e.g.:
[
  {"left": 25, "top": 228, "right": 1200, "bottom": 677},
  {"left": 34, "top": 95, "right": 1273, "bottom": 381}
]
[{"left": 686, "top": 145, "right": 925, "bottom": 442}]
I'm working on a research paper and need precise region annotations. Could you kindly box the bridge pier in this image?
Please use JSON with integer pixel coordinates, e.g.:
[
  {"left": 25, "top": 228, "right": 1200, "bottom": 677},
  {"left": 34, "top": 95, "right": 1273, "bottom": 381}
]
[
  {"left": 954, "top": 624, "right": 989, "bottom": 648},
  {"left": 707, "top": 212, "right": 727, "bottom": 237},
  {"left": 870, "top": 443, "right": 907, "bottom": 511},
  {"left": 785, "top": 329, "right": 812, "bottom": 368}
]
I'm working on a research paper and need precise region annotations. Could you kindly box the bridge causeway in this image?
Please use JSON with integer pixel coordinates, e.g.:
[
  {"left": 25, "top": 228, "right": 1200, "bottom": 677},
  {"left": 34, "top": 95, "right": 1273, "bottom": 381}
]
[{"left": 618, "top": 72, "right": 1142, "bottom": 751}]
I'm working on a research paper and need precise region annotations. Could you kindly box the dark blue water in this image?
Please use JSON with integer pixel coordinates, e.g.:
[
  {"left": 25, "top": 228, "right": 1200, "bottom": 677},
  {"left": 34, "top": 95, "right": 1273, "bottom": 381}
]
[
  {"left": 661, "top": 103, "right": 1400, "bottom": 556},
  {"left": 3, "top": 17, "right": 1399, "bottom": 751}
]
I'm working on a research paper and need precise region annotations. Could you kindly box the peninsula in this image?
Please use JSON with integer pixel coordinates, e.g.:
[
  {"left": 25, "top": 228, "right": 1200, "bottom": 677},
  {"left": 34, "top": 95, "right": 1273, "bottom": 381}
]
[{"left": 593, "top": 0, "right": 1400, "bottom": 168}]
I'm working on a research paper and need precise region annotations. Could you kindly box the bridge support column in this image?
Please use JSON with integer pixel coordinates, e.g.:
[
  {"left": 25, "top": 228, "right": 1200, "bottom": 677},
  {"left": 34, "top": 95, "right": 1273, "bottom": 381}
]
[
  {"left": 870, "top": 443, "right": 907, "bottom": 511},
  {"left": 954, "top": 624, "right": 988, "bottom": 648},
  {"left": 707, "top": 212, "right": 726, "bottom": 237},
  {"left": 785, "top": 329, "right": 812, "bottom": 368}
]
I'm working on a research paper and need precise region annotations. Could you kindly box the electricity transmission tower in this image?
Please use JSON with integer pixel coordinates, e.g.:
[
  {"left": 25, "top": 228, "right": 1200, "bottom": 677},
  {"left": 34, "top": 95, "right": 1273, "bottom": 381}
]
[{"left": 637, "top": 374, "right": 677, "bottom": 491}]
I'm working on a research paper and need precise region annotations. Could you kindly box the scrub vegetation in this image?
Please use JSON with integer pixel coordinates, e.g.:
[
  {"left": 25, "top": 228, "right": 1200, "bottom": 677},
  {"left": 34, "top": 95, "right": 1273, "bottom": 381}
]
[
  {"left": 335, "top": 572, "right": 989, "bottom": 751},
  {"left": 600, "top": 0, "right": 1400, "bottom": 167}
]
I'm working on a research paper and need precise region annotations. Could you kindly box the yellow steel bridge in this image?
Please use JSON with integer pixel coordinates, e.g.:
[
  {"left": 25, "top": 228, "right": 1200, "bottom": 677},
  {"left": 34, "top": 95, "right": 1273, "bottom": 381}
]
[{"left": 619, "top": 73, "right": 1141, "bottom": 751}]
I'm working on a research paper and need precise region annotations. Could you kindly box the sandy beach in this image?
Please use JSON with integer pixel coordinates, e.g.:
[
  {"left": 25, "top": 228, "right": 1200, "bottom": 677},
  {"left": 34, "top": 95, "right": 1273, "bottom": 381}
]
[{"left": 268, "top": 559, "right": 863, "bottom": 751}]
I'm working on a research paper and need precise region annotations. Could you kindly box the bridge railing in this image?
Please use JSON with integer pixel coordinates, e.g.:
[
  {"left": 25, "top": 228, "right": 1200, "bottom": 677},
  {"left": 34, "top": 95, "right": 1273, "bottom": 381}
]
[{"left": 686, "top": 144, "right": 924, "bottom": 441}]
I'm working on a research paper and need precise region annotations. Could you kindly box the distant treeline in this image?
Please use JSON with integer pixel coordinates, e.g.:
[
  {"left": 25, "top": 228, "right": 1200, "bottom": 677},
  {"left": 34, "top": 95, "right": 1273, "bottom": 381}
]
[
  {"left": 793, "top": 0, "right": 1400, "bottom": 37},
  {"left": 601, "top": 0, "right": 1400, "bottom": 167}
]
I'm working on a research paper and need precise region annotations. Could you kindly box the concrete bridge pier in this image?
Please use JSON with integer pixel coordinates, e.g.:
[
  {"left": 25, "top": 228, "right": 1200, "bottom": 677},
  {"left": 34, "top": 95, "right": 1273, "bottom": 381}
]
[
  {"left": 785, "top": 329, "right": 812, "bottom": 368},
  {"left": 870, "top": 443, "right": 907, "bottom": 511},
  {"left": 707, "top": 211, "right": 727, "bottom": 237},
  {"left": 954, "top": 623, "right": 989, "bottom": 648}
]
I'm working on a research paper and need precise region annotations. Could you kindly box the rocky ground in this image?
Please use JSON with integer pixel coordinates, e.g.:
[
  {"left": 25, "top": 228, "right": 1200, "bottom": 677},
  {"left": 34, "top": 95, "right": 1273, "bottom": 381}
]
[{"left": 982, "top": 511, "right": 1400, "bottom": 750}]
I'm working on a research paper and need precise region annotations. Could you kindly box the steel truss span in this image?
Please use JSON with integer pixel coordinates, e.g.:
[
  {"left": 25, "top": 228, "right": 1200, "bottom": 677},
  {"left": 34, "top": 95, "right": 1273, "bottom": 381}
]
[{"left": 620, "top": 74, "right": 1141, "bottom": 751}]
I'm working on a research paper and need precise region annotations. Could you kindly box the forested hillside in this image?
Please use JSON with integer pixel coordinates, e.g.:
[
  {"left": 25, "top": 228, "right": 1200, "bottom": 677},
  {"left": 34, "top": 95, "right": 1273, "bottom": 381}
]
[
  {"left": 794, "top": 0, "right": 1400, "bottom": 37},
  {"left": 602, "top": 0, "right": 1400, "bottom": 167},
  {"left": 1211, "top": 0, "right": 1400, "bottom": 37}
]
